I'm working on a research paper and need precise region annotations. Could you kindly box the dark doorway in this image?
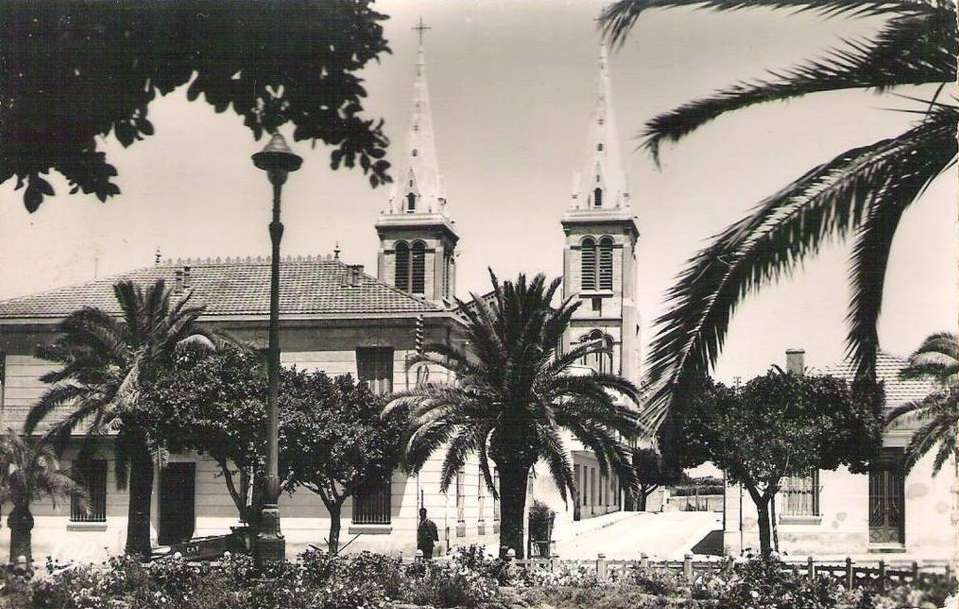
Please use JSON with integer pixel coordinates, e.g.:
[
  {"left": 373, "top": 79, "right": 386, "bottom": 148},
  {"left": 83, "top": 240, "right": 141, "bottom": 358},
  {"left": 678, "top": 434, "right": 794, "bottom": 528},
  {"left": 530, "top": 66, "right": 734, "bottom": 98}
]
[
  {"left": 868, "top": 448, "right": 905, "bottom": 544},
  {"left": 159, "top": 462, "right": 196, "bottom": 546}
]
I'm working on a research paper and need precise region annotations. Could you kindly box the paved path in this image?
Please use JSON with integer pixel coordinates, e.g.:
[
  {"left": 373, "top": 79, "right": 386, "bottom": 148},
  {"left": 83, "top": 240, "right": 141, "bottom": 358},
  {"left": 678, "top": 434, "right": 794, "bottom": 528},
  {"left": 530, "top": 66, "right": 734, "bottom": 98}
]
[{"left": 553, "top": 511, "right": 721, "bottom": 560}]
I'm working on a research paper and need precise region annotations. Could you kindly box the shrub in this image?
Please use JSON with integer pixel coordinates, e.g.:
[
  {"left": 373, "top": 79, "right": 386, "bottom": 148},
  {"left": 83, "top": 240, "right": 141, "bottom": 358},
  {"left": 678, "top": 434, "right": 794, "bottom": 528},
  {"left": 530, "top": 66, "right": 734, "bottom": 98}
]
[{"left": 403, "top": 561, "right": 498, "bottom": 608}]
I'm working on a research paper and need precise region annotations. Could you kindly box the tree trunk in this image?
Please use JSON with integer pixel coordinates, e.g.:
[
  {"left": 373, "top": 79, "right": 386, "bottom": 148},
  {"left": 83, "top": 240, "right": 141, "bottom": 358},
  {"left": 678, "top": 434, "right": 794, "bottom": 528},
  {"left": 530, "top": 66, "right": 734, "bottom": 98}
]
[
  {"left": 125, "top": 437, "right": 155, "bottom": 557},
  {"left": 638, "top": 487, "right": 649, "bottom": 511},
  {"left": 497, "top": 465, "right": 531, "bottom": 559},
  {"left": 7, "top": 504, "right": 34, "bottom": 564},
  {"left": 755, "top": 498, "right": 772, "bottom": 558},
  {"left": 327, "top": 501, "right": 342, "bottom": 554}
]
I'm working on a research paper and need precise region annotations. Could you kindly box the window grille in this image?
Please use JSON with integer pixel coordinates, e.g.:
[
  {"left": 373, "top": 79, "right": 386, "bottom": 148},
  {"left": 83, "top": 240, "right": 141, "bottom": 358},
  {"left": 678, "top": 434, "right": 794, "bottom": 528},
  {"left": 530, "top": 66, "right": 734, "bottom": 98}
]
[
  {"left": 456, "top": 468, "right": 465, "bottom": 523},
  {"left": 395, "top": 242, "right": 410, "bottom": 292},
  {"left": 478, "top": 464, "right": 486, "bottom": 522},
  {"left": 353, "top": 478, "right": 391, "bottom": 525},
  {"left": 71, "top": 460, "right": 107, "bottom": 522},
  {"left": 782, "top": 470, "right": 820, "bottom": 516},
  {"left": 356, "top": 347, "right": 394, "bottom": 395},
  {"left": 411, "top": 242, "right": 426, "bottom": 294},
  {"left": 599, "top": 237, "right": 613, "bottom": 290},
  {"left": 581, "top": 238, "right": 596, "bottom": 291}
]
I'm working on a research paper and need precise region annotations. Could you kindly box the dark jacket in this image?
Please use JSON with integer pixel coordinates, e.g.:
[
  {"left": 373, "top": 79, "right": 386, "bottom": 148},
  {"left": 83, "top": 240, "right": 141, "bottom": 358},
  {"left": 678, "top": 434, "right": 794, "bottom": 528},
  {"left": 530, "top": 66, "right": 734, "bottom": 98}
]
[{"left": 417, "top": 519, "right": 439, "bottom": 548}]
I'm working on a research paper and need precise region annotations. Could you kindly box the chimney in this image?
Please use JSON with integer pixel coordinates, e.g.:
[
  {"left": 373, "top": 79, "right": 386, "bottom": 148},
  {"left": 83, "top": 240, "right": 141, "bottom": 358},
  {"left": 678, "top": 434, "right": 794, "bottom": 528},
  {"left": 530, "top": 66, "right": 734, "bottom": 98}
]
[
  {"left": 182, "top": 265, "right": 192, "bottom": 289},
  {"left": 350, "top": 265, "right": 364, "bottom": 287},
  {"left": 786, "top": 348, "right": 805, "bottom": 375},
  {"left": 174, "top": 269, "right": 184, "bottom": 292}
]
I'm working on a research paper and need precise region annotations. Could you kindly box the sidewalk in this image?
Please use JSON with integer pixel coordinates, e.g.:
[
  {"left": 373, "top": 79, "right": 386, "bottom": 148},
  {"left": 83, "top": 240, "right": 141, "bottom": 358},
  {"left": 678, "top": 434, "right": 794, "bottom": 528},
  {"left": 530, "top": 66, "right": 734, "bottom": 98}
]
[{"left": 552, "top": 510, "right": 643, "bottom": 542}]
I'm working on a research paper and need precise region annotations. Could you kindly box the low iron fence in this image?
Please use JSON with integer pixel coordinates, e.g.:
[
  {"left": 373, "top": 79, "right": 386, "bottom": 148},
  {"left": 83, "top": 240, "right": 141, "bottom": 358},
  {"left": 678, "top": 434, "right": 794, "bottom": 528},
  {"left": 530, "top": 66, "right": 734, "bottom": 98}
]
[{"left": 510, "top": 553, "right": 954, "bottom": 591}]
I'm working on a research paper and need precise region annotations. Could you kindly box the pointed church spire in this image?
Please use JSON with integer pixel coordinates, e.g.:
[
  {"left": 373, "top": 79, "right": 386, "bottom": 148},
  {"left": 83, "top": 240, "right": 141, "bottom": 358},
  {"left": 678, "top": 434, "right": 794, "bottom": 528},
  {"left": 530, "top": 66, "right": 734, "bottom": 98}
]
[
  {"left": 571, "top": 42, "right": 629, "bottom": 211},
  {"left": 388, "top": 18, "right": 447, "bottom": 217}
]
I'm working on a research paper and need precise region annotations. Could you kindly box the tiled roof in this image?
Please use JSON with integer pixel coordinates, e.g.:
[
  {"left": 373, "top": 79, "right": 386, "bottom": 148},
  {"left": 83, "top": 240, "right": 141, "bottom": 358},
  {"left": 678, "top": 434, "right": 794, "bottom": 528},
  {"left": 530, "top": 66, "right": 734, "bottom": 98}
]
[
  {"left": 816, "top": 351, "right": 937, "bottom": 408},
  {"left": 0, "top": 256, "right": 443, "bottom": 320}
]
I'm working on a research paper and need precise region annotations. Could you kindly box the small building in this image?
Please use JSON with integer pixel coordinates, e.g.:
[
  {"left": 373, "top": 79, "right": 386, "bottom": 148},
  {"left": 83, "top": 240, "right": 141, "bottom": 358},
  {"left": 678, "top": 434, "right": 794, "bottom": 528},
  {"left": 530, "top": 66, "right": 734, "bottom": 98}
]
[{"left": 723, "top": 349, "right": 955, "bottom": 561}]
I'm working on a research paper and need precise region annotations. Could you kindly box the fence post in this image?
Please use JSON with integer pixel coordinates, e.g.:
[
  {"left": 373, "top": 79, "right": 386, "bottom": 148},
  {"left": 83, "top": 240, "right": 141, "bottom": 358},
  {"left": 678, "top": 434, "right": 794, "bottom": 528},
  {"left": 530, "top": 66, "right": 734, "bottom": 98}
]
[
  {"left": 806, "top": 556, "right": 814, "bottom": 580},
  {"left": 911, "top": 561, "right": 919, "bottom": 582},
  {"left": 684, "top": 553, "right": 694, "bottom": 583},
  {"left": 945, "top": 563, "right": 952, "bottom": 583},
  {"left": 845, "top": 557, "right": 854, "bottom": 589},
  {"left": 597, "top": 553, "right": 608, "bottom": 582},
  {"left": 878, "top": 560, "right": 886, "bottom": 591},
  {"left": 640, "top": 552, "right": 649, "bottom": 570}
]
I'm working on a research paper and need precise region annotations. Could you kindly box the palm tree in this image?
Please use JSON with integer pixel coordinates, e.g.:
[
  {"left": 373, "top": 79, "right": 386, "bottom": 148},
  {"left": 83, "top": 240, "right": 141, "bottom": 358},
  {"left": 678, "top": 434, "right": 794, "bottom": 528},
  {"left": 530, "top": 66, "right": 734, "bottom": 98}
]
[
  {"left": 0, "top": 430, "right": 88, "bottom": 563},
  {"left": 598, "top": 0, "right": 957, "bottom": 431},
  {"left": 24, "top": 279, "right": 218, "bottom": 556},
  {"left": 385, "top": 271, "right": 642, "bottom": 558},
  {"left": 885, "top": 332, "right": 958, "bottom": 473}
]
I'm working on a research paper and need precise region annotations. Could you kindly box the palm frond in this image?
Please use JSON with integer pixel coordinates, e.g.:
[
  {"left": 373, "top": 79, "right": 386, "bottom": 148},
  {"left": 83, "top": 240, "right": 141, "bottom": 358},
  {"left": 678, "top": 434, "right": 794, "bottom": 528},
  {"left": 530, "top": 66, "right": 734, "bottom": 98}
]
[
  {"left": 643, "top": 105, "right": 958, "bottom": 430},
  {"left": 599, "top": 0, "right": 943, "bottom": 47}
]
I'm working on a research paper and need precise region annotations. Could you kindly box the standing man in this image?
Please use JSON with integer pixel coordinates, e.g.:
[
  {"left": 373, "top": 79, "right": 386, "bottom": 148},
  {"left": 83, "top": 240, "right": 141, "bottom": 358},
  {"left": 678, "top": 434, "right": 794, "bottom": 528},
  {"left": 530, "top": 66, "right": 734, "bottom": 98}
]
[{"left": 417, "top": 507, "right": 439, "bottom": 559}]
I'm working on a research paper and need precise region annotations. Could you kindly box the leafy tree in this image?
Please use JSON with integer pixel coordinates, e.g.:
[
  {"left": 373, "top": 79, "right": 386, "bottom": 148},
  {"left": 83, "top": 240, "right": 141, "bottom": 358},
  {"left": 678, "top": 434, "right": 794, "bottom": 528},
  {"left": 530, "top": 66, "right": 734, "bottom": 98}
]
[
  {"left": 630, "top": 447, "right": 679, "bottom": 511},
  {"left": 282, "top": 372, "right": 408, "bottom": 553},
  {"left": 886, "top": 332, "right": 958, "bottom": 473},
  {"left": 0, "top": 430, "right": 87, "bottom": 563},
  {"left": 386, "top": 271, "right": 642, "bottom": 558},
  {"left": 140, "top": 346, "right": 270, "bottom": 528},
  {"left": 599, "top": 0, "right": 957, "bottom": 431},
  {"left": 1, "top": 0, "right": 391, "bottom": 212},
  {"left": 25, "top": 279, "right": 220, "bottom": 556},
  {"left": 675, "top": 369, "right": 884, "bottom": 555}
]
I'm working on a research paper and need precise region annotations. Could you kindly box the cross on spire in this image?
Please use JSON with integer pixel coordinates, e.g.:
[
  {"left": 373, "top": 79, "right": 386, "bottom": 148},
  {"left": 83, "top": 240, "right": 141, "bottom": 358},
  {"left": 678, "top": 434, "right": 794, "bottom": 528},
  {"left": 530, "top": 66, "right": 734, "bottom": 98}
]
[{"left": 413, "top": 17, "right": 431, "bottom": 47}]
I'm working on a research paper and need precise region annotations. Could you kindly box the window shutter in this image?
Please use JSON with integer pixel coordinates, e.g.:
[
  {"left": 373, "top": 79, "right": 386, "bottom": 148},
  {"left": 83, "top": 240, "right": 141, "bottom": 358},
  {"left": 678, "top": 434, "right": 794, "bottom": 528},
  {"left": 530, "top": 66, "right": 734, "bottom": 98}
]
[
  {"left": 581, "top": 239, "right": 596, "bottom": 291},
  {"left": 599, "top": 238, "right": 613, "bottom": 290},
  {"left": 395, "top": 242, "right": 410, "bottom": 292},
  {"left": 411, "top": 242, "right": 426, "bottom": 294}
]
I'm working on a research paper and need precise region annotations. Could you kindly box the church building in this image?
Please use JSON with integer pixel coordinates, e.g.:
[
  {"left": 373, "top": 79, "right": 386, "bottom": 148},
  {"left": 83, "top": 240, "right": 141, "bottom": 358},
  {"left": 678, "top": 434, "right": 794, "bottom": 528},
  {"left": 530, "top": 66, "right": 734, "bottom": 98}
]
[{"left": 0, "top": 33, "right": 640, "bottom": 562}]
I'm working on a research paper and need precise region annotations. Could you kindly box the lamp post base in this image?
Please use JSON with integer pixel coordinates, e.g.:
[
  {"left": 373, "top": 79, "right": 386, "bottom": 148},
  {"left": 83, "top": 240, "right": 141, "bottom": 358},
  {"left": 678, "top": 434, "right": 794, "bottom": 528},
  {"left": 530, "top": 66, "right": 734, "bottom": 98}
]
[{"left": 253, "top": 504, "right": 285, "bottom": 567}]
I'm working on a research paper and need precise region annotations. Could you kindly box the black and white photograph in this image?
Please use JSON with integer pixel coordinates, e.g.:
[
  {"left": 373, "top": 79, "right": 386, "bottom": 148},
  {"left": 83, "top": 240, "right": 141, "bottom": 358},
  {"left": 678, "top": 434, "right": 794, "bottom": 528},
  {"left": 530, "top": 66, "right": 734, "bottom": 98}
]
[{"left": 0, "top": 1, "right": 956, "bottom": 607}]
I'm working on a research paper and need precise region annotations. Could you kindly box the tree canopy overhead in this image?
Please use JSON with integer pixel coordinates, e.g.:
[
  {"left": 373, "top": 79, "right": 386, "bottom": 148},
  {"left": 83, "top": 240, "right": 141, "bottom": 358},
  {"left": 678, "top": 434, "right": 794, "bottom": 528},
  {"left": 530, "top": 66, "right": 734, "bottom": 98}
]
[{"left": 1, "top": 0, "right": 392, "bottom": 212}]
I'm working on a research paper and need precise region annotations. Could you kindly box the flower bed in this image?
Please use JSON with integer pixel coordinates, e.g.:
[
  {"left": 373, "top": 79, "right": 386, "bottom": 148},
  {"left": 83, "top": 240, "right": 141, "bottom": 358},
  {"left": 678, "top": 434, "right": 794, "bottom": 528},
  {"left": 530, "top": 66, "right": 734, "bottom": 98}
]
[{"left": 2, "top": 546, "right": 952, "bottom": 609}]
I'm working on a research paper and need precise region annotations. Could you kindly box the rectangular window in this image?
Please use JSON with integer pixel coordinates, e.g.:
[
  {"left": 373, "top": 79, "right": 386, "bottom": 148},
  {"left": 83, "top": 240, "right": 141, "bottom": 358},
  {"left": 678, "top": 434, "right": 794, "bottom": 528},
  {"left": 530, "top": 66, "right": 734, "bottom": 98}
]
[
  {"left": 478, "top": 465, "right": 486, "bottom": 522},
  {"left": 591, "top": 297, "right": 602, "bottom": 313},
  {"left": 71, "top": 460, "right": 107, "bottom": 522},
  {"left": 0, "top": 351, "right": 5, "bottom": 412},
  {"left": 456, "top": 468, "right": 465, "bottom": 523},
  {"left": 493, "top": 469, "right": 500, "bottom": 522},
  {"left": 782, "top": 470, "right": 820, "bottom": 517},
  {"left": 356, "top": 347, "right": 394, "bottom": 395},
  {"left": 590, "top": 468, "right": 596, "bottom": 506},
  {"left": 353, "top": 478, "right": 391, "bottom": 525},
  {"left": 574, "top": 464, "right": 581, "bottom": 505}
]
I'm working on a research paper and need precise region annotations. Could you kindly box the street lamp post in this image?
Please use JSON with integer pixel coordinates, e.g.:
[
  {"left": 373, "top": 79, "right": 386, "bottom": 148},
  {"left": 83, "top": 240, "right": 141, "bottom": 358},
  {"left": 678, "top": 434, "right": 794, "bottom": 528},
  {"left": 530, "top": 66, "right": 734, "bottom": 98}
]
[{"left": 251, "top": 133, "right": 302, "bottom": 566}]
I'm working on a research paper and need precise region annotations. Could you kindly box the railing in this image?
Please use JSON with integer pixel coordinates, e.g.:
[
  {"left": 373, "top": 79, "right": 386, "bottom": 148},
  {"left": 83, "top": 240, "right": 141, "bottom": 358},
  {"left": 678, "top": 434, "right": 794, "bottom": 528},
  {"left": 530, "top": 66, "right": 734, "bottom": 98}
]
[{"left": 509, "top": 553, "right": 954, "bottom": 591}]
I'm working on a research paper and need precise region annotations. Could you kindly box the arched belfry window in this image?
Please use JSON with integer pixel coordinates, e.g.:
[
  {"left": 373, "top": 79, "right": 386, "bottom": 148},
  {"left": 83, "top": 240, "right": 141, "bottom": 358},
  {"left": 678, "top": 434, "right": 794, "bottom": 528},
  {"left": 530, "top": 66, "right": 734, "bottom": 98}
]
[
  {"left": 395, "top": 241, "right": 410, "bottom": 292},
  {"left": 411, "top": 241, "right": 426, "bottom": 294},
  {"left": 599, "top": 237, "right": 613, "bottom": 291},
  {"left": 407, "top": 192, "right": 417, "bottom": 213},
  {"left": 581, "top": 238, "right": 596, "bottom": 291},
  {"left": 581, "top": 330, "right": 613, "bottom": 374},
  {"left": 593, "top": 187, "right": 603, "bottom": 208}
]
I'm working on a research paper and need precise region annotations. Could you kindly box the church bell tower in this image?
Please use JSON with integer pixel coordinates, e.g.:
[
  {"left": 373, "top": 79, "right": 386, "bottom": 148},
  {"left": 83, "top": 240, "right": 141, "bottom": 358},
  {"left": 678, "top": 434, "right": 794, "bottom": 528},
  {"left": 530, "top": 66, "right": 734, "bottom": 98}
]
[
  {"left": 561, "top": 44, "right": 641, "bottom": 384},
  {"left": 375, "top": 19, "right": 458, "bottom": 304}
]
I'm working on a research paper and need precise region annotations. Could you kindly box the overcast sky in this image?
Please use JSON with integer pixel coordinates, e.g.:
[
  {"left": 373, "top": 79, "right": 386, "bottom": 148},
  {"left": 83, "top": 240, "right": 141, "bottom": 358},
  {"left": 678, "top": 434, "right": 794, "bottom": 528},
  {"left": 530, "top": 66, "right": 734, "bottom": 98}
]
[{"left": 1, "top": 0, "right": 955, "bottom": 383}]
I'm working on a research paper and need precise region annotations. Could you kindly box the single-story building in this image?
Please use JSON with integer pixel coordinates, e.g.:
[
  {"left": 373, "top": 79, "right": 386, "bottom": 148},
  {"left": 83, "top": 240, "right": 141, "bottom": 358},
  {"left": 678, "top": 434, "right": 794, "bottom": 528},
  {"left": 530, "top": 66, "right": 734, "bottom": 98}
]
[{"left": 723, "top": 348, "right": 955, "bottom": 561}]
